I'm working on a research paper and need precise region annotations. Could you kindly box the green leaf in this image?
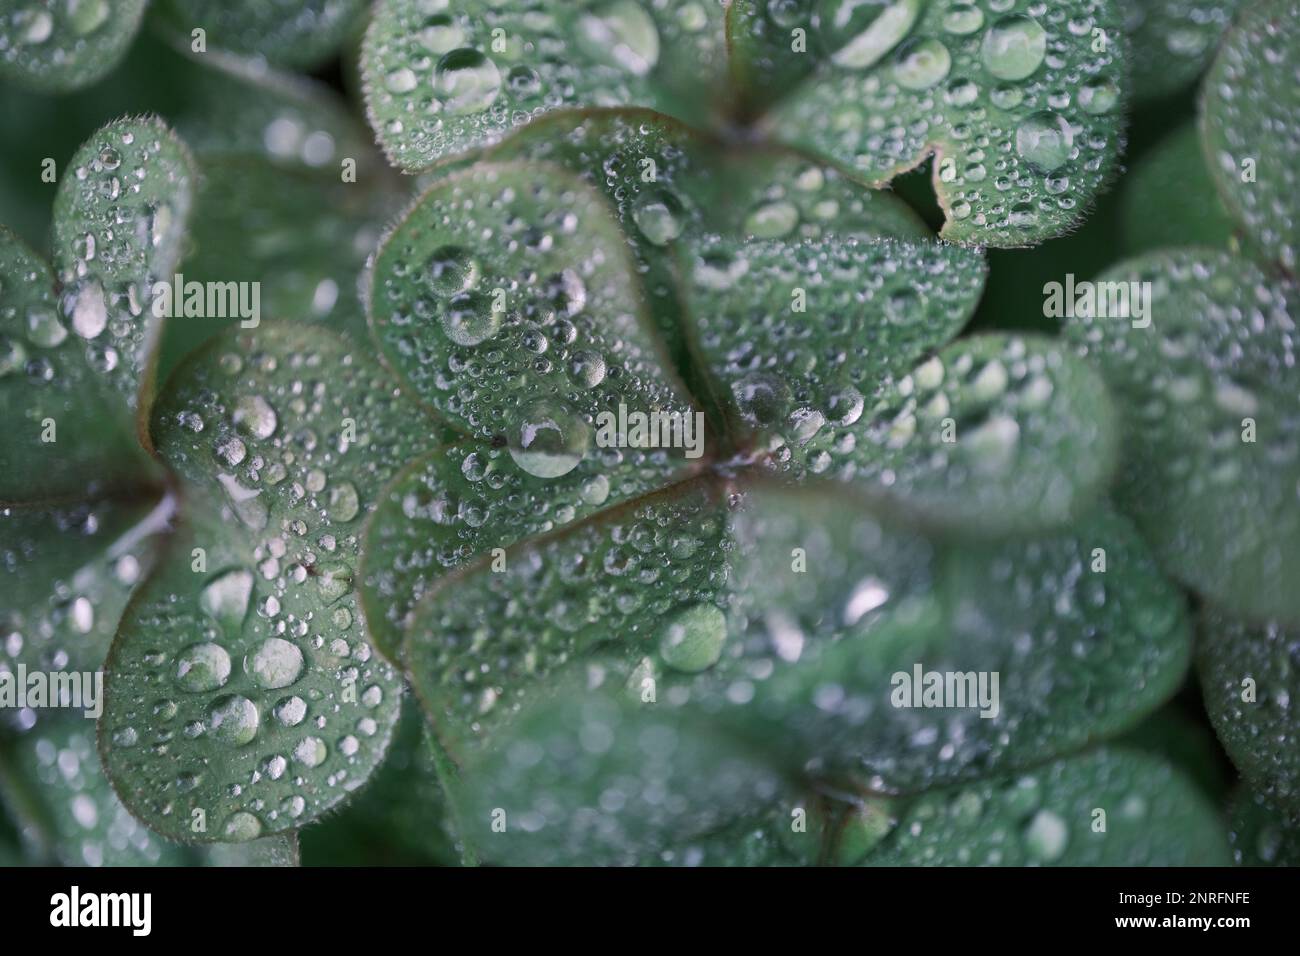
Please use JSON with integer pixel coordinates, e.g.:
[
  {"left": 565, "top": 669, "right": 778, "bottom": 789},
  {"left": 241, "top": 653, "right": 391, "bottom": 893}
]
[
  {"left": 1200, "top": 0, "right": 1300, "bottom": 270},
  {"left": 367, "top": 160, "right": 695, "bottom": 439},
  {"left": 1124, "top": 0, "right": 1243, "bottom": 103},
  {"left": 453, "top": 666, "right": 799, "bottom": 866},
  {"left": 1120, "top": 122, "right": 1237, "bottom": 255},
  {"left": 164, "top": 52, "right": 385, "bottom": 178},
  {"left": 677, "top": 234, "right": 991, "bottom": 493},
  {"left": 0, "top": 716, "right": 194, "bottom": 866},
  {"left": 152, "top": 0, "right": 367, "bottom": 70},
  {"left": 156, "top": 159, "right": 392, "bottom": 383},
  {"left": 156, "top": 54, "right": 407, "bottom": 379},
  {"left": 864, "top": 748, "right": 1232, "bottom": 865},
  {"left": 1228, "top": 787, "right": 1300, "bottom": 865},
  {"left": 100, "top": 324, "right": 438, "bottom": 842},
  {"left": 710, "top": 489, "right": 1189, "bottom": 793},
  {"left": 831, "top": 332, "right": 1115, "bottom": 535},
  {"left": 0, "top": 0, "right": 146, "bottom": 93},
  {"left": 1198, "top": 609, "right": 1300, "bottom": 818},
  {"left": 482, "top": 108, "right": 930, "bottom": 390},
  {"left": 406, "top": 476, "right": 1188, "bottom": 854},
  {"left": 52, "top": 115, "right": 196, "bottom": 411},
  {"left": 361, "top": 443, "right": 689, "bottom": 662},
  {"left": 484, "top": 109, "right": 930, "bottom": 243},
  {"left": 1064, "top": 248, "right": 1300, "bottom": 622},
  {"left": 0, "top": 717, "right": 298, "bottom": 866},
  {"left": 405, "top": 477, "right": 730, "bottom": 757},
  {"left": 0, "top": 226, "right": 149, "bottom": 503},
  {"left": 361, "top": 0, "right": 728, "bottom": 170},
  {"left": 1, "top": 494, "right": 169, "bottom": 678},
  {"left": 731, "top": 0, "right": 1128, "bottom": 244},
  {"left": 0, "top": 116, "right": 195, "bottom": 503}
]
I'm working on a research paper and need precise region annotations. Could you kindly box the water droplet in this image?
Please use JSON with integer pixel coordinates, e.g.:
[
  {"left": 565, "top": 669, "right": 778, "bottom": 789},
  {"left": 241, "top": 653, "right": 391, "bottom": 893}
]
[
  {"left": 441, "top": 291, "right": 502, "bottom": 346},
  {"left": 1023, "top": 808, "right": 1069, "bottom": 862},
  {"left": 1079, "top": 76, "right": 1119, "bottom": 114},
  {"left": 981, "top": 15, "right": 1047, "bottom": 81},
  {"left": 385, "top": 67, "right": 418, "bottom": 93},
  {"left": 209, "top": 695, "right": 259, "bottom": 745},
  {"left": 0, "top": 336, "right": 26, "bottom": 377},
  {"left": 175, "top": 643, "right": 232, "bottom": 692},
  {"left": 327, "top": 481, "right": 360, "bottom": 523},
  {"left": 26, "top": 308, "right": 66, "bottom": 348},
  {"left": 577, "top": 0, "right": 661, "bottom": 76},
  {"left": 315, "top": 562, "right": 354, "bottom": 605},
  {"left": 426, "top": 245, "right": 479, "bottom": 296},
  {"left": 435, "top": 49, "right": 501, "bottom": 115},
  {"left": 222, "top": 811, "right": 262, "bottom": 842},
  {"left": 768, "top": 0, "right": 804, "bottom": 28},
  {"left": 631, "top": 188, "right": 686, "bottom": 246},
  {"left": 245, "top": 638, "right": 304, "bottom": 690},
  {"left": 508, "top": 399, "right": 590, "bottom": 478},
  {"left": 70, "top": 281, "right": 107, "bottom": 339},
  {"left": 16, "top": 8, "right": 53, "bottom": 44},
  {"left": 894, "top": 37, "right": 951, "bottom": 89},
  {"left": 294, "top": 736, "right": 328, "bottom": 768},
  {"left": 570, "top": 350, "right": 607, "bottom": 388},
  {"left": 200, "top": 569, "right": 254, "bottom": 631},
  {"left": 658, "top": 603, "right": 727, "bottom": 673},
  {"left": 1016, "top": 111, "right": 1074, "bottom": 171},
  {"left": 274, "top": 696, "right": 307, "bottom": 727},
  {"left": 732, "top": 371, "right": 791, "bottom": 427},
  {"left": 943, "top": 3, "right": 984, "bottom": 35},
  {"left": 817, "top": 0, "right": 923, "bottom": 70},
  {"left": 744, "top": 200, "right": 800, "bottom": 238},
  {"left": 231, "top": 394, "right": 277, "bottom": 439}
]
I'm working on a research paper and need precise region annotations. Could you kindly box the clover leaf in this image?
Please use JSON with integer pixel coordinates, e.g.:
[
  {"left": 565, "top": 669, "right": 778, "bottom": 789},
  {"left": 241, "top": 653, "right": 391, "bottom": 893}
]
[
  {"left": 728, "top": 0, "right": 1128, "bottom": 244},
  {"left": 0, "top": 0, "right": 146, "bottom": 93},
  {"left": 100, "top": 324, "right": 434, "bottom": 842},
  {"left": 1200, "top": 0, "right": 1300, "bottom": 272},
  {"left": 1064, "top": 248, "right": 1300, "bottom": 623},
  {"left": 1198, "top": 610, "right": 1300, "bottom": 818}
]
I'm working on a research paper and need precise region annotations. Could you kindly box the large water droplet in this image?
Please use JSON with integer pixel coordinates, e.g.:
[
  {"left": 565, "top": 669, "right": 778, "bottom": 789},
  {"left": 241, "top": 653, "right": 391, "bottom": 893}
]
[
  {"left": 441, "top": 291, "right": 502, "bottom": 346},
  {"left": 175, "top": 642, "right": 232, "bottom": 692},
  {"left": 577, "top": 0, "right": 661, "bottom": 76},
  {"left": 507, "top": 399, "right": 591, "bottom": 478},
  {"left": 1079, "top": 76, "right": 1119, "bottom": 115},
  {"left": 26, "top": 308, "right": 66, "bottom": 347},
  {"left": 744, "top": 200, "right": 800, "bottom": 238},
  {"left": 233, "top": 395, "right": 278, "bottom": 439},
  {"left": 981, "top": 15, "right": 1047, "bottom": 80},
  {"left": 1023, "top": 808, "right": 1068, "bottom": 862},
  {"left": 294, "top": 736, "right": 328, "bottom": 768},
  {"left": 659, "top": 603, "right": 727, "bottom": 673},
  {"left": 426, "top": 245, "right": 479, "bottom": 296},
  {"left": 817, "top": 0, "right": 923, "bottom": 70},
  {"left": 222, "top": 811, "right": 262, "bottom": 841},
  {"left": 1016, "top": 111, "right": 1074, "bottom": 171},
  {"left": 315, "top": 562, "right": 354, "bottom": 605},
  {"left": 435, "top": 49, "right": 501, "bottom": 115},
  {"left": 199, "top": 569, "right": 254, "bottom": 631},
  {"left": 894, "top": 37, "right": 951, "bottom": 89},
  {"left": 732, "top": 371, "right": 792, "bottom": 427},
  {"left": 209, "top": 695, "right": 260, "bottom": 745},
  {"left": 70, "top": 280, "right": 107, "bottom": 339},
  {"left": 631, "top": 188, "right": 686, "bottom": 246},
  {"left": 245, "top": 638, "right": 304, "bottom": 690}
]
